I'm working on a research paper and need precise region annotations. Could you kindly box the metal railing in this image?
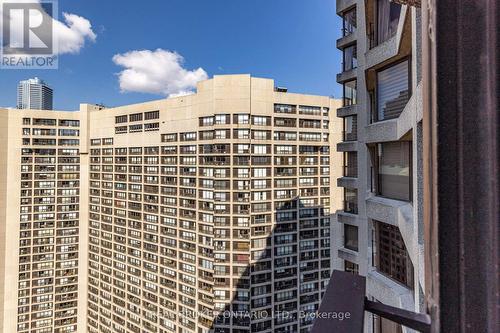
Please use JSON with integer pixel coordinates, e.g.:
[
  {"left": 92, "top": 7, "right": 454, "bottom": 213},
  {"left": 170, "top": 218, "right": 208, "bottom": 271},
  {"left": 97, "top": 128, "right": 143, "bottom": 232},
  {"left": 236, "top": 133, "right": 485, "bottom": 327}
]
[{"left": 310, "top": 271, "right": 431, "bottom": 333}]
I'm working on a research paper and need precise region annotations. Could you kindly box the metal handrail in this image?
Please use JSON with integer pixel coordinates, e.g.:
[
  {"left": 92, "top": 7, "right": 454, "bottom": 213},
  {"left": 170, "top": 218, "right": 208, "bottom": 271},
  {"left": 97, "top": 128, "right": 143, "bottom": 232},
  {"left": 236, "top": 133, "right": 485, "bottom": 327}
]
[{"left": 365, "top": 298, "right": 431, "bottom": 333}]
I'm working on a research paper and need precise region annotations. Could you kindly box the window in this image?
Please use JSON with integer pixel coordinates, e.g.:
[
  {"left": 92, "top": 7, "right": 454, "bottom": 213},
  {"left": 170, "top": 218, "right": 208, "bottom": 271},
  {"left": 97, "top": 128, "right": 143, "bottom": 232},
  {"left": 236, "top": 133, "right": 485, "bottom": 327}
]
[
  {"left": 274, "top": 131, "right": 297, "bottom": 141},
  {"left": 129, "top": 113, "right": 143, "bottom": 122},
  {"left": 129, "top": 147, "right": 142, "bottom": 155},
  {"left": 237, "top": 169, "right": 249, "bottom": 178},
  {"left": 299, "top": 133, "right": 321, "bottom": 141},
  {"left": 343, "top": 116, "right": 357, "bottom": 141},
  {"left": 275, "top": 146, "right": 293, "bottom": 155},
  {"left": 253, "top": 168, "right": 268, "bottom": 178},
  {"left": 373, "top": 315, "right": 403, "bottom": 333},
  {"left": 253, "top": 145, "right": 268, "bottom": 155},
  {"left": 115, "top": 115, "right": 127, "bottom": 124},
  {"left": 373, "top": 220, "right": 414, "bottom": 288},
  {"left": 200, "top": 116, "right": 214, "bottom": 127},
  {"left": 376, "top": 60, "right": 410, "bottom": 121},
  {"left": 253, "top": 191, "right": 268, "bottom": 201},
  {"left": 252, "top": 116, "right": 270, "bottom": 126},
  {"left": 274, "top": 104, "right": 296, "bottom": 114},
  {"left": 129, "top": 124, "right": 143, "bottom": 132},
  {"left": 59, "top": 119, "right": 79, "bottom": 127},
  {"left": 235, "top": 114, "right": 249, "bottom": 124},
  {"left": 252, "top": 130, "right": 270, "bottom": 140},
  {"left": 181, "top": 132, "right": 196, "bottom": 141},
  {"left": 376, "top": 0, "right": 402, "bottom": 44},
  {"left": 181, "top": 145, "right": 196, "bottom": 154},
  {"left": 144, "top": 123, "right": 159, "bottom": 131},
  {"left": 32, "top": 128, "right": 56, "bottom": 136},
  {"left": 275, "top": 178, "right": 295, "bottom": 188},
  {"left": 181, "top": 157, "right": 196, "bottom": 165},
  {"left": 298, "top": 105, "right": 321, "bottom": 115},
  {"left": 343, "top": 152, "right": 358, "bottom": 177},
  {"left": 199, "top": 130, "right": 214, "bottom": 140},
  {"left": 299, "top": 119, "right": 321, "bottom": 128},
  {"left": 162, "top": 133, "right": 177, "bottom": 142},
  {"left": 145, "top": 110, "right": 159, "bottom": 120},
  {"left": 343, "top": 45, "right": 357, "bottom": 71},
  {"left": 33, "top": 118, "right": 56, "bottom": 126},
  {"left": 103, "top": 138, "right": 113, "bottom": 145},
  {"left": 276, "top": 245, "right": 294, "bottom": 256},
  {"left": 344, "top": 224, "right": 358, "bottom": 251},
  {"left": 115, "top": 126, "right": 127, "bottom": 134},
  {"left": 215, "top": 114, "right": 229, "bottom": 125},
  {"left": 215, "top": 130, "right": 228, "bottom": 139},
  {"left": 234, "top": 129, "right": 250, "bottom": 139},
  {"left": 253, "top": 179, "right": 267, "bottom": 189},
  {"left": 344, "top": 188, "right": 358, "bottom": 214},
  {"left": 343, "top": 80, "right": 357, "bottom": 106},
  {"left": 342, "top": 8, "right": 356, "bottom": 36},
  {"left": 235, "top": 144, "right": 250, "bottom": 154},
  {"left": 298, "top": 177, "right": 314, "bottom": 187},
  {"left": 59, "top": 129, "right": 79, "bottom": 136},
  {"left": 344, "top": 260, "right": 359, "bottom": 274},
  {"left": 274, "top": 117, "right": 296, "bottom": 127},
  {"left": 376, "top": 141, "right": 411, "bottom": 201}
]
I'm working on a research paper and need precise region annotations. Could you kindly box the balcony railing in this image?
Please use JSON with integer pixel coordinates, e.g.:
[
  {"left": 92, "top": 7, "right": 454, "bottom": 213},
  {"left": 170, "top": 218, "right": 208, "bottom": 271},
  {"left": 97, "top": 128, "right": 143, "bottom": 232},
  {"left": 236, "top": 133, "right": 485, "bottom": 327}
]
[{"left": 311, "top": 271, "right": 431, "bottom": 333}]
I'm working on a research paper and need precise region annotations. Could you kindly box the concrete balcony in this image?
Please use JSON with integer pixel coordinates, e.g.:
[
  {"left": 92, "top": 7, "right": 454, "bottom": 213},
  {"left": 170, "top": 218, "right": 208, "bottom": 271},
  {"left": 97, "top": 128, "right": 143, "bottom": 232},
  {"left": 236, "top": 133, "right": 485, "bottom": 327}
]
[
  {"left": 366, "top": 195, "right": 418, "bottom": 267},
  {"left": 365, "top": 118, "right": 398, "bottom": 143},
  {"left": 365, "top": 84, "right": 422, "bottom": 143},
  {"left": 336, "top": 0, "right": 356, "bottom": 14},
  {"left": 336, "top": 210, "right": 359, "bottom": 226},
  {"left": 366, "top": 270, "right": 415, "bottom": 311},
  {"left": 338, "top": 247, "right": 358, "bottom": 263},
  {"left": 337, "top": 176, "right": 358, "bottom": 189},
  {"left": 336, "top": 67, "right": 357, "bottom": 83},
  {"left": 336, "top": 104, "right": 358, "bottom": 117},
  {"left": 366, "top": 195, "right": 412, "bottom": 230},
  {"left": 336, "top": 140, "right": 358, "bottom": 152},
  {"left": 336, "top": 31, "right": 357, "bottom": 49},
  {"left": 365, "top": 6, "right": 409, "bottom": 69}
]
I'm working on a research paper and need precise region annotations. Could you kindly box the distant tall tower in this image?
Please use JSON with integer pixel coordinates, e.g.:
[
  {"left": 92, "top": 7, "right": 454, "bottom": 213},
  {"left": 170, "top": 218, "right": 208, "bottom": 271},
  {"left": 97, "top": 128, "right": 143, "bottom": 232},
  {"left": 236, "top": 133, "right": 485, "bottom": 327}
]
[{"left": 17, "top": 77, "right": 53, "bottom": 110}]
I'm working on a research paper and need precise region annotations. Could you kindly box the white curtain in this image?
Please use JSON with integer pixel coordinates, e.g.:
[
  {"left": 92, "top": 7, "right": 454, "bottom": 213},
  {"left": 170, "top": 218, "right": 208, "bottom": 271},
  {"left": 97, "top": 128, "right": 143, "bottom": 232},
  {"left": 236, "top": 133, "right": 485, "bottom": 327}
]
[{"left": 343, "top": 45, "right": 356, "bottom": 71}]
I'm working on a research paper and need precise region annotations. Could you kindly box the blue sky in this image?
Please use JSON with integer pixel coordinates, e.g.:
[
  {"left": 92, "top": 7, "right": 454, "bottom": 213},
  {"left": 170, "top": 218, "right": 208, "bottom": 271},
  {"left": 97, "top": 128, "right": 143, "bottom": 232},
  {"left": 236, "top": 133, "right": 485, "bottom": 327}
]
[{"left": 0, "top": 0, "right": 342, "bottom": 110}]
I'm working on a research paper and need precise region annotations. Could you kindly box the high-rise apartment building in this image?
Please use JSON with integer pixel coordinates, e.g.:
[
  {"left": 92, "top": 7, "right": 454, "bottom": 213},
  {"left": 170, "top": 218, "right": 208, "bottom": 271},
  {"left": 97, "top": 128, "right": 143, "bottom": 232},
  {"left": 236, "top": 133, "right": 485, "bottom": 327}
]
[
  {"left": 333, "top": 1, "right": 424, "bottom": 332},
  {"left": 0, "top": 110, "right": 87, "bottom": 333},
  {"left": 0, "top": 75, "right": 343, "bottom": 333},
  {"left": 17, "top": 78, "right": 54, "bottom": 110}
]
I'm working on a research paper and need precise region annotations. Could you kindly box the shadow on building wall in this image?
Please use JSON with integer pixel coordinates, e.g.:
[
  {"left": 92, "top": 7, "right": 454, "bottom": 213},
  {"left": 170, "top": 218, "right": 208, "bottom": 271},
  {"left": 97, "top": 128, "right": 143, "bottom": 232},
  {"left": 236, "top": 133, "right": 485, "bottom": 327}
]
[{"left": 207, "top": 197, "right": 333, "bottom": 333}]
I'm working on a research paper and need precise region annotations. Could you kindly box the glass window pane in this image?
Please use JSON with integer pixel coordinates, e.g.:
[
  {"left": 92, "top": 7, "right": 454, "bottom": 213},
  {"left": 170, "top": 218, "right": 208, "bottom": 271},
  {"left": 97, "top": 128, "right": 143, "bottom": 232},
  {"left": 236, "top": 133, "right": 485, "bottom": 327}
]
[
  {"left": 378, "top": 141, "right": 411, "bottom": 201},
  {"left": 344, "top": 225, "right": 358, "bottom": 251},
  {"left": 377, "top": 61, "right": 409, "bottom": 121},
  {"left": 377, "top": 0, "right": 402, "bottom": 43},
  {"left": 343, "top": 8, "right": 357, "bottom": 36}
]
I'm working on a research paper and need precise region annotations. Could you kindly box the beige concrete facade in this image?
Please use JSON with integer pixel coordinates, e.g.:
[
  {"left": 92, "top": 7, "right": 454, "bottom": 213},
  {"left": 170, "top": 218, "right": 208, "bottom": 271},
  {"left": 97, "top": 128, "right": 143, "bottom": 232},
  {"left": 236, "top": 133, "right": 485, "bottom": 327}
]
[
  {"left": 0, "top": 75, "right": 342, "bottom": 333},
  {"left": 0, "top": 109, "right": 86, "bottom": 333},
  {"left": 335, "top": 1, "right": 424, "bottom": 332}
]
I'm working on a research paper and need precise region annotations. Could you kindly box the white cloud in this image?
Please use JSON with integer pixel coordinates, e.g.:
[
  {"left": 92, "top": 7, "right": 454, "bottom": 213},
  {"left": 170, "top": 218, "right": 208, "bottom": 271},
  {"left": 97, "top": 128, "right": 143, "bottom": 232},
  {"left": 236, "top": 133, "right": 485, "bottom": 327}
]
[
  {"left": 55, "top": 13, "right": 96, "bottom": 54},
  {"left": 112, "top": 48, "right": 208, "bottom": 97},
  {"left": 0, "top": 0, "right": 96, "bottom": 55}
]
